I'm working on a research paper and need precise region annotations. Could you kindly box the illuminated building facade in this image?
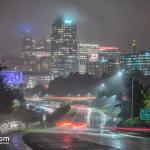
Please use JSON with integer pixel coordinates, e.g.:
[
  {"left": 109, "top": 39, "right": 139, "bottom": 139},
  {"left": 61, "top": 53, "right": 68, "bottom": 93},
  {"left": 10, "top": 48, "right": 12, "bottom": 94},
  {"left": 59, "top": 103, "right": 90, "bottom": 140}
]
[
  {"left": 98, "top": 47, "right": 121, "bottom": 73},
  {"left": 22, "top": 31, "right": 52, "bottom": 88},
  {"left": 78, "top": 42, "right": 100, "bottom": 74},
  {"left": 77, "top": 44, "right": 121, "bottom": 76},
  {"left": 86, "top": 53, "right": 109, "bottom": 76},
  {"left": 24, "top": 73, "right": 52, "bottom": 88},
  {"left": 22, "top": 31, "right": 51, "bottom": 73},
  {"left": 86, "top": 46, "right": 121, "bottom": 76},
  {"left": 0, "top": 70, "right": 24, "bottom": 86},
  {"left": 122, "top": 50, "right": 150, "bottom": 75},
  {"left": 51, "top": 16, "right": 78, "bottom": 77}
]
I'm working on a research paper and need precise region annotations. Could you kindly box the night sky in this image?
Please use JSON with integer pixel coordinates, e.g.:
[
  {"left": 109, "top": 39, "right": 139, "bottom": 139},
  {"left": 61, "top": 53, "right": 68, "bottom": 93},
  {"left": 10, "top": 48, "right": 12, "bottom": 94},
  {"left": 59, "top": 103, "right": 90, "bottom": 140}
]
[{"left": 1, "top": 0, "right": 150, "bottom": 56}]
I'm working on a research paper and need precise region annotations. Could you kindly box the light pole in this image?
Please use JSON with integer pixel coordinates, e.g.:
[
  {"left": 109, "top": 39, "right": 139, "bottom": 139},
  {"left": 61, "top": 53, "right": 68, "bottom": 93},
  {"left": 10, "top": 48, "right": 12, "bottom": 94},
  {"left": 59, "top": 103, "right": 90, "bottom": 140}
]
[
  {"left": 117, "top": 70, "right": 134, "bottom": 119},
  {"left": 131, "top": 76, "right": 134, "bottom": 119}
]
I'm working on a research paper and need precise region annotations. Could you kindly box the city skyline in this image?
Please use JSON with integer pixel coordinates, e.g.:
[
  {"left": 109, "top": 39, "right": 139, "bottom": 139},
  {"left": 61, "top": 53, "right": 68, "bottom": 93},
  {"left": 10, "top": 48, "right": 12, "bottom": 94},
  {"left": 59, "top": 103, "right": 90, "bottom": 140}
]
[
  {"left": 1, "top": 0, "right": 150, "bottom": 56},
  {"left": 0, "top": 1, "right": 150, "bottom": 148}
]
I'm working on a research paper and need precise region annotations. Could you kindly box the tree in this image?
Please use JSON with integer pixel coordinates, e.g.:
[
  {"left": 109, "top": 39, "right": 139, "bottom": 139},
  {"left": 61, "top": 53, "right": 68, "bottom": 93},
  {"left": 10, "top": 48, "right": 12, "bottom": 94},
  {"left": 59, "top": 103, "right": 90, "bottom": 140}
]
[
  {"left": 0, "top": 65, "right": 24, "bottom": 114},
  {"left": 143, "top": 87, "right": 150, "bottom": 108},
  {"left": 126, "top": 79, "right": 145, "bottom": 117},
  {"left": 11, "top": 99, "right": 21, "bottom": 111},
  {"left": 121, "top": 117, "right": 140, "bottom": 127},
  {"left": 48, "top": 73, "right": 100, "bottom": 96}
]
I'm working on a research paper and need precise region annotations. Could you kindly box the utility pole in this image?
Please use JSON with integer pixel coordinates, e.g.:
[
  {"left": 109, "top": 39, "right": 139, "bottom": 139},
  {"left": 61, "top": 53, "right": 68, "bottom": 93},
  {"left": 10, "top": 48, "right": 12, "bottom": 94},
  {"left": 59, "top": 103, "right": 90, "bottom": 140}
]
[{"left": 131, "top": 76, "right": 134, "bottom": 119}]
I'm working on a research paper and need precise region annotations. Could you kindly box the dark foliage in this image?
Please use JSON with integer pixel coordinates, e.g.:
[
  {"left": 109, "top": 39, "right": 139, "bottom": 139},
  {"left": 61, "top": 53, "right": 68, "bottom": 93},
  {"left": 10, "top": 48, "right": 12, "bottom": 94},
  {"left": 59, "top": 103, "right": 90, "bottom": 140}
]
[
  {"left": 0, "top": 65, "right": 24, "bottom": 113},
  {"left": 126, "top": 79, "right": 145, "bottom": 117},
  {"left": 23, "top": 84, "right": 46, "bottom": 96},
  {"left": 46, "top": 104, "right": 70, "bottom": 123},
  {"left": 48, "top": 73, "right": 100, "bottom": 96}
]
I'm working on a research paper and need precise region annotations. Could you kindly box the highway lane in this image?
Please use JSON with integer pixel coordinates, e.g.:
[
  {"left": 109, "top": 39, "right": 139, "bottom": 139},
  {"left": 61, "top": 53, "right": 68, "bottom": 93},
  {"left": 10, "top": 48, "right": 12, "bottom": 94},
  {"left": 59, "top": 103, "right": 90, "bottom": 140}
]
[
  {"left": 23, "top": 132, "right": 114, "bottom": 150},
  {"left": 76, "top": 131, "right": 150, "bottom": 150},
  {"left": 2, "top": 129, "right": 150, "bottom": 150},
  {"left": 23, "top": 131, "right": 150, "bottom": 150}
]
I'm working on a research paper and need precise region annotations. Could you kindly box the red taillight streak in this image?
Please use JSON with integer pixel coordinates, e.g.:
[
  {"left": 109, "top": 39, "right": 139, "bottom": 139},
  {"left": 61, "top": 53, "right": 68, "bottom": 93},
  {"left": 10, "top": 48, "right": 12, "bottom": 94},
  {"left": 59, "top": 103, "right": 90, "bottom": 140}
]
[
  {"left": 56, "top": 121, "right": 71, "bottom": 127},
  {"left": 104, "top": 127, "right": 150, "bottom": 131},
  {"left": 56, "top": 121, "right": 87, "bottom": 129},
  {"left": 71, "top": 122, "right": 87, "bottom": 129}
]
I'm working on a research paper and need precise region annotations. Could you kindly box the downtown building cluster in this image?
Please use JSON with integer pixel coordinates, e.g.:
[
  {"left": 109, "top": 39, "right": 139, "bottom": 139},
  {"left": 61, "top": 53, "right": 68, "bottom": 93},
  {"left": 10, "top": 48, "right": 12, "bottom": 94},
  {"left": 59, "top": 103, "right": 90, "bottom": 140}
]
[
  {"left": 20, "top": 16, "right": 150, "bottom": 88},
  {"left": 121, "top": 50, "right": 150, "bottom": 76}
]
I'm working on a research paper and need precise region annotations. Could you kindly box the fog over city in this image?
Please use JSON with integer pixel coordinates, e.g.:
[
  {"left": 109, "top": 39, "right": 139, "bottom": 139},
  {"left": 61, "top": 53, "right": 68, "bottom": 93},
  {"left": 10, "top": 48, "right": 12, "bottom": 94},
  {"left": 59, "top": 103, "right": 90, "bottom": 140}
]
[
  {"left": 0, "top": 1, "right": 150, "bottom": 150},
  {"left": 1, "top": 0, "right": 150, "bottom": 55}
]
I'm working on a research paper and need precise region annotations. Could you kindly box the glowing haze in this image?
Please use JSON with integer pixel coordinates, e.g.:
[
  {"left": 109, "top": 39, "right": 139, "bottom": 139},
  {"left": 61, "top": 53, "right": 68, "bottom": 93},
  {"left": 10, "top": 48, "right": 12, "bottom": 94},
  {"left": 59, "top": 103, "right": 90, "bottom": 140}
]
[{"left": 1, "top": 0, "right": 150, "bottom": 56}]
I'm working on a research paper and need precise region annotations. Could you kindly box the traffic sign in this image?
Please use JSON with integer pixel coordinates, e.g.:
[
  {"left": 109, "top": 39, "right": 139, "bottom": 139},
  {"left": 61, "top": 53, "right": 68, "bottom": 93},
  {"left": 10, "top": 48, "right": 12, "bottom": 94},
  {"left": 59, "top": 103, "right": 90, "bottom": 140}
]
[{"left": 140, "top": 108, "right": 150, "bottom": 121}]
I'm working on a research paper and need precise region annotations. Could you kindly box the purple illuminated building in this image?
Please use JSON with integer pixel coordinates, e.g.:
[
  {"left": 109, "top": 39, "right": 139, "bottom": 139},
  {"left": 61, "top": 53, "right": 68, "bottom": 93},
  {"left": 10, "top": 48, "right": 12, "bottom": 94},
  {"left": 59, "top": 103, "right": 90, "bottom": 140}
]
[{"left": 0, "top": 71, "right": 24, "bottom": 86}]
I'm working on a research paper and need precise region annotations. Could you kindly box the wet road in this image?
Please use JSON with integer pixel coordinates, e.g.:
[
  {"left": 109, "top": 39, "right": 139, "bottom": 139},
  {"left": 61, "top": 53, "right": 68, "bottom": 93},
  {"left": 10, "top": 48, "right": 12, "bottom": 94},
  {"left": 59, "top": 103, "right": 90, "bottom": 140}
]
[
  {"left": 23, "top": 132, "right": 114, "bottom": 150},
  {"left": 23, "top": 131, "right": 150, "bottom": 150}
]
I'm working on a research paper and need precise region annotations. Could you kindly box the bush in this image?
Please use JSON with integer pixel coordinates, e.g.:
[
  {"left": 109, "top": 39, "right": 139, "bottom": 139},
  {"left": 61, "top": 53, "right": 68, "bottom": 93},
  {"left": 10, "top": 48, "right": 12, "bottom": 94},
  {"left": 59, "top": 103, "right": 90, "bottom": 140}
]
[{"left": 121, "top": 117, "right": 139, "bottom": 127}]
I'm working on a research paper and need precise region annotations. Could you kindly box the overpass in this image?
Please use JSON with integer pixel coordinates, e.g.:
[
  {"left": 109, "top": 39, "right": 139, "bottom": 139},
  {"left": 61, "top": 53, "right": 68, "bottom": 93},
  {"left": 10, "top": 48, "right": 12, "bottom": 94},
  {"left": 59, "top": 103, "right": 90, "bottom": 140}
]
[{"left": 25, "top": 96, "right": 97, "bottom": 107}]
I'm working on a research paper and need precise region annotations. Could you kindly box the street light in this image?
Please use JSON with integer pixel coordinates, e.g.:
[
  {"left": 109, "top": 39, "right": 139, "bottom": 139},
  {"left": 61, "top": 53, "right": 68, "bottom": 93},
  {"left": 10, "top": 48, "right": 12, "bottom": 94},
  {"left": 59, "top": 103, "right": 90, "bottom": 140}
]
[
  {"left": 101, "top": 83, "right": 105, "bottom": 87},
  {"left": 100, "top": 83, "right": 105, "bottom": 91},
  {"left": 117, "top": 71, "right": 122, "bottom": 76},
  {"left": 117, "top": 70, "right": 134, "bottom": 119}
]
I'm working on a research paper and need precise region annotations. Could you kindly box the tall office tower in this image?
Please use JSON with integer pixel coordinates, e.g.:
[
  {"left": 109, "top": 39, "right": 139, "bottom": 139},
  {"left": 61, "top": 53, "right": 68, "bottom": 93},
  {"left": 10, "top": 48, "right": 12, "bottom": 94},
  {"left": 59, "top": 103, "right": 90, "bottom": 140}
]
[
  {"left": 22, "top": 31, "right": 34, "bottom": 71},
  {"left": 22, "top": 31, "right": 51, "bottom": 72},
  {"left": 78, "top": 42, "right": 100, "bottom": 74},
  {"left": 51, "top": 16, "right": 78, "bottom": 77},
  {"left": 22, "top": 31, "right": 51, "bottom": 88}
]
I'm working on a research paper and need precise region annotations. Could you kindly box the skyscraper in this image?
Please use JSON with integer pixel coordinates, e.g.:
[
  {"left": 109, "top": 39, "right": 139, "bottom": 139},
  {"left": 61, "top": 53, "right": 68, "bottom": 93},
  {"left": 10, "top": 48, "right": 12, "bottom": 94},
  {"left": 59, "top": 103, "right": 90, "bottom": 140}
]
[
  {"left": 86, "top": 46, "right": 121, "bottom": 76},
  {"left": 51, "top": 16, "right": 78, "bottom": 77},
  {"left": 78, "top": 42, "right": 100, "bottom": 74},
  {"left": 22, "top": 31, "right": 51, "bottom": 88},
  {"left": 22, "top": 31, "right": 51, "bottom": 72}
]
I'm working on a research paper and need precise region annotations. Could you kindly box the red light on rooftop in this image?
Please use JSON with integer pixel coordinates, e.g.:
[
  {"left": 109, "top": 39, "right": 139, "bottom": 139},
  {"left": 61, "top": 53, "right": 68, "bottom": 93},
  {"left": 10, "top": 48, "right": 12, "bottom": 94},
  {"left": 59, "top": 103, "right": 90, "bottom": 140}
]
[{"left": 98, "top": 47, "right": 118, "bottom": 51}]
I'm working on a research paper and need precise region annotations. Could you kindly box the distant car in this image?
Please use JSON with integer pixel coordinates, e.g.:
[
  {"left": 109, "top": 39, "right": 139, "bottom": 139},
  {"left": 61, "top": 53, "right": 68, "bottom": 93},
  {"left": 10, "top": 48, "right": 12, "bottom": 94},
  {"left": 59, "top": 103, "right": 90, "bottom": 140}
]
[
  {"left": 42, "top": 104, "right": 50, "bottom": 107},
  {"left": 44, "top": 107, "right": 54, "bottom": 114},
  {"left": 34, "top": 107, "right": 44, "bottom": 113},
  {"left": 9, "top": 122, "right": 18, "bottom": 130},
  {"left": 29, "top": 105, "right": 36, "bottom": 110},
  {"left": 26, "top": 103, "right": 36, "bottom": 110}
]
